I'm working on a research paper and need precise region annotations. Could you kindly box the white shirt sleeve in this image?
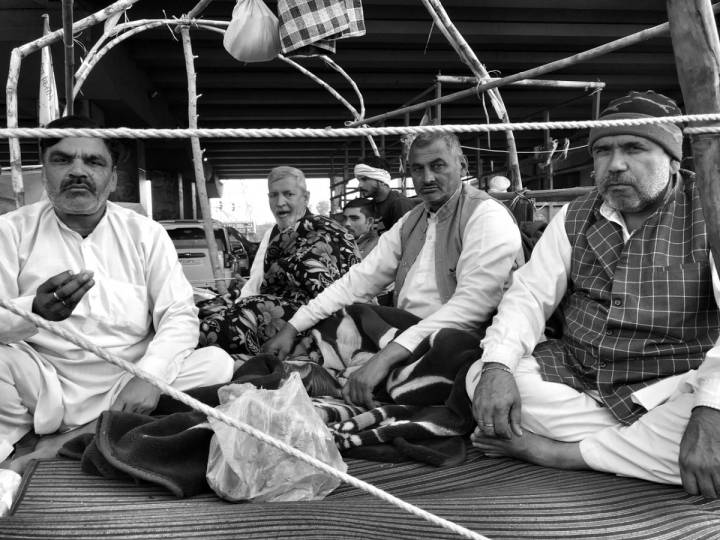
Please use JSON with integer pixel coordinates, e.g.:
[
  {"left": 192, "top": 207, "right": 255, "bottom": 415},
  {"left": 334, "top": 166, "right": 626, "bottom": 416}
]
[
  {"left": 134, "top": 225, "right": 200, "bottom": 384},
  {"left": 0, "top": 217, "right": 39, "bottom": 343},
  {"left": 465, "top": 204, "right": 572, "bottom": 398},
  {"left": 393, "top": 200, "right": 522, "bottom": 352},
  {"left": 694, "top": 252, "right": 720, "bottom": 410},
  {"left": 289, "top": 215, "right": 405, "bottom": 332},
  {"left": 241, "top": 227, "right": 272, "bottom": 297}
]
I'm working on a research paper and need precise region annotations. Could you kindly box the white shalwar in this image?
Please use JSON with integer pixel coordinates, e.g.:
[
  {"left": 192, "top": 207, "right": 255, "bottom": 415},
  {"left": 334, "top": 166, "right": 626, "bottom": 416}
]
[
  {"left": 0, "top": 201, "right": 233, "bottom": 462},
  {"left": 465, "top": 203, "right": 720, "bottom": 484}
]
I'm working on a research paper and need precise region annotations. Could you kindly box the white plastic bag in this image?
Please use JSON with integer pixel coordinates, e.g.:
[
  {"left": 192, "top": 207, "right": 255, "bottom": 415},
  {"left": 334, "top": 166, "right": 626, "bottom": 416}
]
[
  {"left": 206, "top": 372, "right": 347, "bottom": 502},
  {"left": 223, "top": 0, "right": 281, "bottom": 63}
]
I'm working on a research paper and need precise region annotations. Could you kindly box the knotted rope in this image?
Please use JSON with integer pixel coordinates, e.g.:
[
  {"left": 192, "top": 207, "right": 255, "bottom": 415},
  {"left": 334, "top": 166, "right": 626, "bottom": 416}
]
[
  {"left": 3, "top": 112, "right": 720, "bottom": 140},
  {"left": 0, "top": 298, "right": 488, "bottom": 540}
]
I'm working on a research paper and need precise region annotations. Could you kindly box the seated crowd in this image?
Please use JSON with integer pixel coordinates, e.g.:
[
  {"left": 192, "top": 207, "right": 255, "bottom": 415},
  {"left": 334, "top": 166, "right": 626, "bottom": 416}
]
[{"left": 1, "top": 90, "right": 720, "bottom": 500}]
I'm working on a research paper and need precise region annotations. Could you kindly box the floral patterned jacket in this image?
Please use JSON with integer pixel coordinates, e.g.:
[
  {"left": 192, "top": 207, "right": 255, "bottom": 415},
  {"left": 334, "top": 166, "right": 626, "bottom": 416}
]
[{"left": 260, "top": 211, "right": 361, "bottom": 307}]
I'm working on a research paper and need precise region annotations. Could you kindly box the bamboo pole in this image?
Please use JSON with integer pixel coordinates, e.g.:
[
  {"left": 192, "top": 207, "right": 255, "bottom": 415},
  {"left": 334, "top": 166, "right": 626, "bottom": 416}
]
[
  {"left": 73, "top": 21, "right": 170, "bottom": 101},
  {"left": 180, "top": 25, "right": 227, "bottom": 294},
  {"left": 74, "top": 19, "right": 227, "bottom": 84},
  {"left": 62, "top": 0, "right": 74, "bottom": 115},
  {"left": 187, "top": 0, "right": 215, "bottom": 19},
  {"left": 437, "top": 76, "right": 606, "bottom": 89},
  {"left": 6, "top": 0, "right": 140, "bottom": 209},
  {"left": 420, "top": 0, "right": 522, "bottom": 188},
  {"left": 6, "top": 50, "right": 23, "bottom": 207},
  {"left": 667, "top": 0, "right": 720, "bottom": 271},
  {"left": 349, "top": 2, "right": 720, "bottom": 129}
]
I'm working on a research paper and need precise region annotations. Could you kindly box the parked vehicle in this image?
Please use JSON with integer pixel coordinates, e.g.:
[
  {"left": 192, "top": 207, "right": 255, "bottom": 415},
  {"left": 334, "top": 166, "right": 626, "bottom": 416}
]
[
  {"left": 160, "top": 220, "right": 247, "bottom": 289},
  {"left": 225, "top": 225, "right": 259, "bottom": 268}
]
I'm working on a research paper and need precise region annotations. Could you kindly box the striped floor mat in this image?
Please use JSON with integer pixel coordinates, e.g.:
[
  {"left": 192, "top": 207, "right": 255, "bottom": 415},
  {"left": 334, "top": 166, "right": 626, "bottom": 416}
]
[{"left": 2, "top": 448, "right": 720, "bottom": 539}]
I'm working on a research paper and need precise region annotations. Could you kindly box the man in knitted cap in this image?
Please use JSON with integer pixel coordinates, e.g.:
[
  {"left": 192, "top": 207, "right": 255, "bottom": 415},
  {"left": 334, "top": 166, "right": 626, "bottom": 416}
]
[
  {"left": 464, "top": 90, "right": 720, "bottom": 497},
  {"left": 354, "top": 156, "right": 419, "bottom": 233}
]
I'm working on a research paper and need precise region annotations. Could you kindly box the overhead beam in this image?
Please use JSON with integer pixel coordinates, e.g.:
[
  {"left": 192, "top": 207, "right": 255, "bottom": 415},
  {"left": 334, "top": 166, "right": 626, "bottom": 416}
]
[{"left": 79, "top": 44, "right": 177, "bottom": 127}]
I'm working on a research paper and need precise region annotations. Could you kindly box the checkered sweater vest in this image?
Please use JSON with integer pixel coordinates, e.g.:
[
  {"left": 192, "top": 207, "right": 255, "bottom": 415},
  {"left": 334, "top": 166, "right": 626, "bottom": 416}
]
[{"left": 533, "top": 173, "right": 720, "bottom": 424}]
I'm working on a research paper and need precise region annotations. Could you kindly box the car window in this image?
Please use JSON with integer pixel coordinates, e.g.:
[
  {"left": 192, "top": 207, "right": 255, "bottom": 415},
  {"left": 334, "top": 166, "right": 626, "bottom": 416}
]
[{"left": 166, "top": 227, "right": 226, "bottom": 251}]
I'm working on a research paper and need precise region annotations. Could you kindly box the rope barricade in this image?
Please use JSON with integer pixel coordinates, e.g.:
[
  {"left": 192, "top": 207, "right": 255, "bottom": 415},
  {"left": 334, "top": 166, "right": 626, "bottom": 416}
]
[
  {"left": 0, "top": 298, "right": 488, "bottom": 540},
  {"left": 3, "top": 112, "right": 720, "bottom": 140}
]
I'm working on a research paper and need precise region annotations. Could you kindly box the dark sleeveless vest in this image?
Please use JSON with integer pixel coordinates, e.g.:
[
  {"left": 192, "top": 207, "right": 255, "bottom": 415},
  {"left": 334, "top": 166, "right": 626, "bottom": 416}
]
[
  {"left": 394, "top": 183, "right": 492, "bottom": 304},
  {"left": 533, "top": 172, "right": 720, "bottom": 424}
]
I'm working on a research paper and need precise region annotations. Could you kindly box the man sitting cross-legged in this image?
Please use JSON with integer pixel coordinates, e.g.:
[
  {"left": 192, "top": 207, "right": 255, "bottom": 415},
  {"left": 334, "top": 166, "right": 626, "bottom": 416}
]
[
  {"left": 264, "top": 131, "right": 523, "bottom": 412},
  {"left": 0, "top": 116, "right": 234, "bottom": 475},
  {"left": 465, "top": 91, "right": 720, "bottom": 499}
]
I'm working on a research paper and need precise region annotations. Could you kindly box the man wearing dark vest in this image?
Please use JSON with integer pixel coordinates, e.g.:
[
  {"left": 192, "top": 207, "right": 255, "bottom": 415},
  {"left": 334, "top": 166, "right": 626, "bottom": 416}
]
[
  {"left": 264, "top": 132, "right": 523, "bottom": 408},
  {"left": 467, "top": 91, "right": 720, "bottom": 498}
]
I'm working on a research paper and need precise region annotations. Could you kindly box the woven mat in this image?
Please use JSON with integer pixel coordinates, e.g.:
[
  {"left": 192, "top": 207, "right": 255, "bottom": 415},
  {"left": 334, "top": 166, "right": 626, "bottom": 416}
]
[{"left": 3, "top": 448, "right": 720, "bottom": 539}]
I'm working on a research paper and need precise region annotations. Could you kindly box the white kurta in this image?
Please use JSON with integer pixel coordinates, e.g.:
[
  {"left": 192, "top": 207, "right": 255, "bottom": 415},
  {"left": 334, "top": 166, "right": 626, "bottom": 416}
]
[
  {"left": 0, "top": 201, "right": 232, "bottom": 459},
  {"left": 289, "top": 194, "right": 523, "bottom": 353},
  {"left": 240, "top": 227, "right": 272, "bottom": 298}
]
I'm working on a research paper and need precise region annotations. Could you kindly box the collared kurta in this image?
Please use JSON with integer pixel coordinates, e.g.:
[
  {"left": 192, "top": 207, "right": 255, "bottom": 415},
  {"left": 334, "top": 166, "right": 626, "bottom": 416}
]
[
  {"left": 0, "top": 200, "right": 208, "bottom": 431},
  {"left": 289, "top": 185, "right": 524, "bottom": 353}
]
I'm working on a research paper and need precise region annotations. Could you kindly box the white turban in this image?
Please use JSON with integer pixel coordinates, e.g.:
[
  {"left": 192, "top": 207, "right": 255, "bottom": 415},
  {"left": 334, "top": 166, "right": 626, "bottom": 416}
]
[{"left": 353, "top": 163, "right": 391, "bottom": 184}]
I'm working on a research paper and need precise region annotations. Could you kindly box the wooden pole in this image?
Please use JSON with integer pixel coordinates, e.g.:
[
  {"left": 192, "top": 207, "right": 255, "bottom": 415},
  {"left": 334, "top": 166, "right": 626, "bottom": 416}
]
[
  {"left": 180, "top": 25, "right": 226, "bottom": 294},
  {"left": 187, "top": 0, "right": 215, "bottom": 19},
  {"left": 421, "top": 0, "right": 522, "bottom": 188},
  {"left": 667, "top": 0, "right": 720, "bottom": 270},
  {"left": 437, "top": 76, "right": 605, "bottom": 90},
  {"left": 178, "top": 172, "right": 185, "bottom": 219},
  {"left": 349, "top": 3, "right": 720, "bottom": 129},
  {"left": 434, "top": 79, "right": 442, "bottom": 125},
  {"left": 62, "top": 0, "right": 74, "bottom": 115}
]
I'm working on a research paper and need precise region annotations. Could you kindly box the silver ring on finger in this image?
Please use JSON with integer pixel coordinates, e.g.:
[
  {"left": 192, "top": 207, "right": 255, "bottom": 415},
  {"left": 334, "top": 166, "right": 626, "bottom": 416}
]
[{"left": 53, "top": 291, "right": 69, "bottom": 307}]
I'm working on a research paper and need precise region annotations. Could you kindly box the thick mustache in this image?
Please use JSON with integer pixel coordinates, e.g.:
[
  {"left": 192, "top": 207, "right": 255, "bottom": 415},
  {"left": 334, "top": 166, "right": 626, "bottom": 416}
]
[
  {"left": 600, "top": 173, "right": 635, "bottom": 186},
  {"left": 61, "top": 178, "right": 96, "bottom": 193}
]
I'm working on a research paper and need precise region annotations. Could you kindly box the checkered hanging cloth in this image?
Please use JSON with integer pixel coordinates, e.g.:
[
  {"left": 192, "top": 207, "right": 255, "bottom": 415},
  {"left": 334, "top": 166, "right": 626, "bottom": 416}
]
[{"left": 277, "top": 0, "right": 365, "bottom": 56}]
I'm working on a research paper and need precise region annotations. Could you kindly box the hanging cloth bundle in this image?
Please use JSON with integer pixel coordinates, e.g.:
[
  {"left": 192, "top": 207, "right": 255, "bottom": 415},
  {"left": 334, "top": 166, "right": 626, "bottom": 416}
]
[{"left": 223, "top": 0, "right": 282, "bottom": 63}]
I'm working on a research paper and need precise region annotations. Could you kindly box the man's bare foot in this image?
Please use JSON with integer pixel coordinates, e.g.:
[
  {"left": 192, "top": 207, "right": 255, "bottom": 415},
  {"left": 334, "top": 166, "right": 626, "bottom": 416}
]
[
  {"left": 8, "top": 421, "right": 97, "bottom": 475},
  {"left": 471, "top": 427, "right": 588, "bottom": 470}
]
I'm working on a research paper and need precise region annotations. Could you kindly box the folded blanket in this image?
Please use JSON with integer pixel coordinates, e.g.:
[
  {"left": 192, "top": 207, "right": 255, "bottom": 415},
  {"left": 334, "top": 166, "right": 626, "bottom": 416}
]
[
  {"left": 309, "top": 304, "right": 481, "bottom": 464},
  {"left": 61, "top": 305, "right": 483, "bottom": 496}
]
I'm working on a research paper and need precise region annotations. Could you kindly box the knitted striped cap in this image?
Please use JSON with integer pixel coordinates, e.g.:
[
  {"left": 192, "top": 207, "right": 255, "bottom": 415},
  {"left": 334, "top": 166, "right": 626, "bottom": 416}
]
[{"left": 588, "top": 91, "right": 683, "bottom": 160}]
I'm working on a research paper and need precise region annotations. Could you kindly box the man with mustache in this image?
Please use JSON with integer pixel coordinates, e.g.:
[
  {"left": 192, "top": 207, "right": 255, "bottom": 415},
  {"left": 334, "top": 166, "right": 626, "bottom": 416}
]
[
  {"left": 0, "top": 116, "right": 233, "bottom": 474},
  {"left": 264, "top": 131, "right": 524, "bottom": 409},
  {"left": 466, "top": 91, "right": 720, "bottom": 498}
]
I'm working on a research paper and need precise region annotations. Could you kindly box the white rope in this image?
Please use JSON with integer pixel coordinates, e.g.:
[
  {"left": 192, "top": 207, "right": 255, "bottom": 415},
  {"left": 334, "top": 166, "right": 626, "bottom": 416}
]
[
  {"left": 3, "top": 113, "right": 720, "bottom": 139},
  {"left": 0, "top": 299, "right": 488, "bottom": 540},
  {"left": 685, "top": 126, "right": 720, "bottom": 135}
]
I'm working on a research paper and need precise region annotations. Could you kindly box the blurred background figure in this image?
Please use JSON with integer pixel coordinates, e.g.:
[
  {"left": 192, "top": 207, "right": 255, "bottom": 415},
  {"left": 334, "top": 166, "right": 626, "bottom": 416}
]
[
  {"left": 343, "top": 197, "right": 378, "bottom": 259},
  {"left": 355, "top": 155, "right": 419, "bottom": 234}
]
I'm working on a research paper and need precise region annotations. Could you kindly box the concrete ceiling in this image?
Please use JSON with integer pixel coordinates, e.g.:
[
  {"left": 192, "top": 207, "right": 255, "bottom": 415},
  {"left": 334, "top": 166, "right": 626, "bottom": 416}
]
[{"left": 1, "top": 0, "right": 713, "bottom": 188}]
